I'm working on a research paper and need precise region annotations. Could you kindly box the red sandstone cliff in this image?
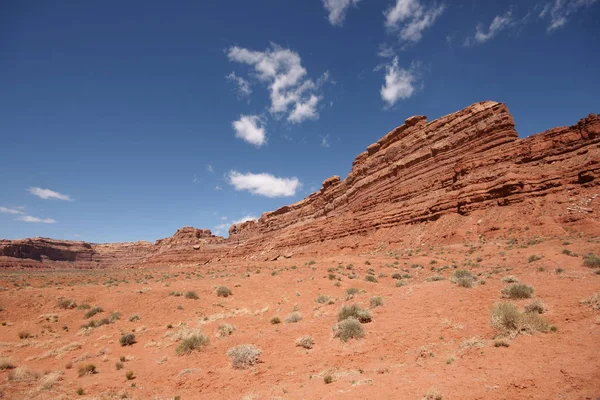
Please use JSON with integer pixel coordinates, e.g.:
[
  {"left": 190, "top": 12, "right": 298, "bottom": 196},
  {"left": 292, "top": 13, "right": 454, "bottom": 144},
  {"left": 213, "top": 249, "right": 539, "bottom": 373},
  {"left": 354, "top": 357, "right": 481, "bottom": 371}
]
[{"left": 1, "top": 101, "right": 598, "bottom": 268}]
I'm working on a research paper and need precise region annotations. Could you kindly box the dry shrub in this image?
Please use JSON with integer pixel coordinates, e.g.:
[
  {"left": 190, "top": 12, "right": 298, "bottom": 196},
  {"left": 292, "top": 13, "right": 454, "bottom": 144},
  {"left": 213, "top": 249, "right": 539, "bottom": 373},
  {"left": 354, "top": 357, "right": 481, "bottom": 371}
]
[
  {"left": 501, "top": 284, "right": 534, "bottom": 299},
  {"left": 216, "top": 286, "right": 232, "bottom": 297},
  {"left": 337, "top": 304, "right": 371, "bottom": 323},
  {"left": 332, "top": 318, "right": 364, "bottom": 342},
  {"left": 39, "top": 371, "right": 63, "bottom": 390},
  {"left": 285, "top": 312, "right": 302, "bottom": 323},
  {"left": 77, "top": 364, "right": 96, "bottom": 377},
  {"left": 369, "top": 296, "right": 384, "bottom": 308},
  {"left": 501, "top": 275, "right": 519, "bottom": 283},
  {"left": 456, "top": 277, "right": 474, "bottom": 288},
  {"left": 315, "top": 295, "right": 333, "bottom": 304},
  {"left": 8, "top": 367, "right": 40, "bottom": 382},
  {"left": 227, "top": 344, "right": 262, "bottom": 369},
  {"left": 217, "top": 323, "right": 236, "bottom": 337},
  {"left": 580, "top": 292, "right": 600, "bottom": 310},
  {"left": 583, "top": 253, "right": 600, "bottom": 268},
  {"left": 0, "top": 357, "right": 15, "bottom": 370},
  {"left": 524, "top": 300, "right": 546, "bottom": 314},
  {"left": 295, "top": 336, "right": 314, "bottom": 349},
  {"left": 491, "top": 302, "right": 550, "bottom": 335},
  {"left": 57, "top": 298, "right": 77, "bottom": 309},
  {"left": 176, "top": 332, "right": 209, "bottom": 355}
]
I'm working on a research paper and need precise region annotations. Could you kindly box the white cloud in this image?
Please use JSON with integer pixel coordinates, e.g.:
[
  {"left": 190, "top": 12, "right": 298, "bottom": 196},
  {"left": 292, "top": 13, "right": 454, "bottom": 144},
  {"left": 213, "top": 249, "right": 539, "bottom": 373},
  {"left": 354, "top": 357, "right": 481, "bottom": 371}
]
[
  {"left": 207, "top": 164, "right": 214, "bottom": 173},
  {"left": 228, "top": 170, "right": 301, "bottom": 197},
  {"left": 0, "top": 206, "right": 24, "bottom": 215},
  {"left": 215, "top": 185, "right": 222, "bottom": 191},
  {"left": 379, "top": 57, "right": 419, "bottom": 107},
  {"left": 322, "top": 0, "right": 361, "bottom": 26},
  {"left": 28, "top": 187, "right": 72, "bottom": 201},
  {"left": 464, "top": 11, "right": 514, "bottom": 46},
  {"left": 227, "top": 44, "right": 326, "bottom": 123},
  {"left": 288, "top": 95, "right": 320, "bottom": 123},
  {"left": 384, "top": 0, "right": 445, "bottom": 44},
  {"left": 540, "top": 0, "right": 598, "bottom": 32},
  {"left": 212, "top": 223, "right": 230, "bottom": 236},
  {"left": 321, "top": 135, "right": 330, "bottom": 147},
  {"left": 16, "top": 215, "right": 56, "bottom": 224},
  {"left": 232, "top": 215, "right": 258, "bottom": 224},
  {"left": 226, "top": 72, "right": 252, "bottom": 98},
  {"left": 232, "top": 115, "right": 267, "bottom": 147}
]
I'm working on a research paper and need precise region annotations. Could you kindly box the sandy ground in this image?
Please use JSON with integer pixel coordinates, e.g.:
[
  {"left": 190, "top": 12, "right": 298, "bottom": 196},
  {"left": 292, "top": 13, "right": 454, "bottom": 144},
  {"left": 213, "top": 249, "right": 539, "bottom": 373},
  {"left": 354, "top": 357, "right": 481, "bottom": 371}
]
[{"left": 1, "top": 236, "right": 599, "bottom": 399}]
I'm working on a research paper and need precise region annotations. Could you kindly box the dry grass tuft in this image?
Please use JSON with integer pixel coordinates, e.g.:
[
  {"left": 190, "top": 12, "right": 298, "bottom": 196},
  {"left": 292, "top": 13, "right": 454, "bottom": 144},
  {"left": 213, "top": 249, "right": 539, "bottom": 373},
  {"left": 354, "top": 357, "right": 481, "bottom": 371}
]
[{"left": 580, "top": 292, "right": 600, "bottom": 310}]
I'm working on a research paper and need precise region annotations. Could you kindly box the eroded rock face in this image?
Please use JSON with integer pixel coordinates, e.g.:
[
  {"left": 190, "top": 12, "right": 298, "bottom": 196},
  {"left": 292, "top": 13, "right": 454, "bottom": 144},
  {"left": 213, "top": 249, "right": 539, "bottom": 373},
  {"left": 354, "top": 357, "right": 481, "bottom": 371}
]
[{"left": 2, "top": 102, "right": 598, "bottom": 268}]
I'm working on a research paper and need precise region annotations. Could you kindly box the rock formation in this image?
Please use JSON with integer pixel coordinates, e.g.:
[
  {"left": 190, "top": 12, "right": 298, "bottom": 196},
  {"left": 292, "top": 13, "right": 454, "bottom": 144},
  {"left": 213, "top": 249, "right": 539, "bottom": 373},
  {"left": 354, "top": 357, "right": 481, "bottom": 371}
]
[{"left": 1, "top": 101, "right": 598, "bottom": 268}]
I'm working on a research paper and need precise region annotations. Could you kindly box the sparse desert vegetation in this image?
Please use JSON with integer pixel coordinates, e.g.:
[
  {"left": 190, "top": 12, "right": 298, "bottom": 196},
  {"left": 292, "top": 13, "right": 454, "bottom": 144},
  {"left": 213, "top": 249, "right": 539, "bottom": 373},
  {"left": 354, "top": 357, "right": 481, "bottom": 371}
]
[
  {"left": 0, "top": 239, "right": 598, "bottom": 399},
  {"left": 227, "top": 344, "right": 262, "bottom": 369}
]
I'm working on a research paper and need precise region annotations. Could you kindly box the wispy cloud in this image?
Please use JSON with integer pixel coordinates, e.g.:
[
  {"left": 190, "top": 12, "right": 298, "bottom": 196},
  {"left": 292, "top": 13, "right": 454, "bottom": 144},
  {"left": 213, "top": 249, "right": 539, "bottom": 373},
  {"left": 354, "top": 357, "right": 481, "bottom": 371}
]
[
  {"left": 384, "top": 0, "right": 445, "bottom": 44},
  {"left": 379, "top": 57, "right": 420, "bottom": 107},
  {"left": 226, "top": 71, "right": 252, "bottom": 98},
  {"left": 321, "top": 135, "right": 331, "bottom": 147},
  {"left": 540, "top": 0, "right": 598, "bottom": 32},
  {"left": 28, "top": 187, "right": 73, "bottom": 201},
  {"left": 16, "top": 215, "right": 56, "bottom": 224},
  {"left": 0, "top": 206, "right": 24, "bottom": 215},
  {"left": 207, "top": 164, "right": 214, "bottom": 173},
  {"left": 232, "top": 115, "right": 267, "bottom": 147},
  {"left": 227, "top": 44, "right": 328, "bottom": 124},
  {"left": 227, "top": 171, "right": 301, "bottom": 197},
  {"left": 232, "top": 215, "right": 258, "bottom": 224},
  {"left": 464, "top": 10, "right": 514, "bottom": 46},
  {"left": 322, "top": 0, "right": 361, "bottom": 26},
  {"left": 212, "top": 223, "right": 230, "bottom": 236}
]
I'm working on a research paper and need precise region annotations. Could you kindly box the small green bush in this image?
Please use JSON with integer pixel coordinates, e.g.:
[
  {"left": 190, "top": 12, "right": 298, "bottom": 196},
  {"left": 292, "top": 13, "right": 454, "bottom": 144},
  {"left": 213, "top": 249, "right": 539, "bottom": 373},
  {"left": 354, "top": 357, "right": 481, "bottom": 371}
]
[
  {"left": 270, "top": 316, "right": 281, "bottom": 325},
  {"left": 324, "top": 375, "right": 333, "bottom": 384},
  {"left": 125, "top": 370, "right": 135, "bottom": 380},
  {"left": 524, "top": 300, "right": 546, "bottom": 314},
  {"left": 119, "top": 333, "right": 136, "bottom": 347},
  {"left": 528, "top": 254, "right": 543, "bottom": 263},
  {"left": 216, "top": 286, "right": 232, "bottom": 298},
  {"left": 176, "top": 332, "right": 209, "bottom": 355},
  {"left": 77, "top": 364, "right": 96, "bottom": 377},
  {"left": 337, "top": 304, "right": 372, "bottom": 323},
  {"left": 583, "top": 253, "right": 600, "bottom": 268},
  {"left": 364, "top": 275, "right": 378, "bottom": 283},
  {"left": 315, "top": 295, "right": 332, "bottom": 304},
  {"left": 491, "top": 302, "right": 550, "bottom": 334},
  {"left": 57, "top": 298, "right": 77, "bottom": 309},
  {"left": 84, "top": 306, "right": 103, "bottom": 319},
  {"left": 184, "top": 291, "right": 199, "bottom": 300}
]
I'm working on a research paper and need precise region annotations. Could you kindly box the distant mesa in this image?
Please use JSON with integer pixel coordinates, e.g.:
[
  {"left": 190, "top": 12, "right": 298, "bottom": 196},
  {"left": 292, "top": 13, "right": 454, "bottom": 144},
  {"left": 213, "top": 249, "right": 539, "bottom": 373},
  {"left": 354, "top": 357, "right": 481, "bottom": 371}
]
[{"left": 1, "top": 102, "right": 598, "bottom": 268}]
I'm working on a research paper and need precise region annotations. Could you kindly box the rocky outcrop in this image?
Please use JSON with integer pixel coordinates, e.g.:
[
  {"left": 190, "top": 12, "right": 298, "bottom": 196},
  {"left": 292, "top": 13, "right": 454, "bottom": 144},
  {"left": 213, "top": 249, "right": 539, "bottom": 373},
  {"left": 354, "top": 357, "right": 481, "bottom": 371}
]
[{"left": 1, "top": 101, "right": 598, "bottom": 268}]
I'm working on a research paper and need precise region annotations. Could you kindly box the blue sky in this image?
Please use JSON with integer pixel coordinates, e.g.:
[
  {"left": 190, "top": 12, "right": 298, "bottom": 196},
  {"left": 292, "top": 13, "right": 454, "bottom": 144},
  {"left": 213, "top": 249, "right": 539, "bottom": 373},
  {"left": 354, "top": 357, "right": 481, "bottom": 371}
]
[{"left": 1, "top": 0, "right": 598, "bottom": 243}]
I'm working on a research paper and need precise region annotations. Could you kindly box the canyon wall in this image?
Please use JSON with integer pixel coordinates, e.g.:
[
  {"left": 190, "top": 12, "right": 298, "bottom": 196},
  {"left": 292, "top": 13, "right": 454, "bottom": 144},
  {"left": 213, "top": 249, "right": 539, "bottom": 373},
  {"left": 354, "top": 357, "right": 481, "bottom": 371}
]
[{"left": 1, "top": 101, "right": 598, "bottom": 268}]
